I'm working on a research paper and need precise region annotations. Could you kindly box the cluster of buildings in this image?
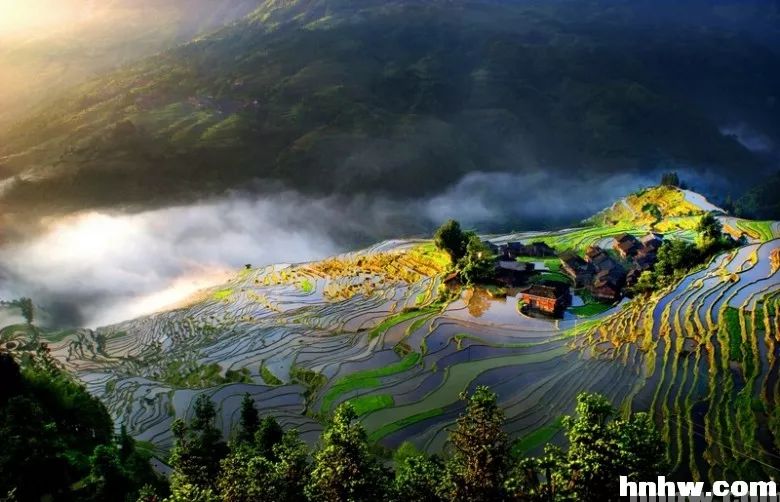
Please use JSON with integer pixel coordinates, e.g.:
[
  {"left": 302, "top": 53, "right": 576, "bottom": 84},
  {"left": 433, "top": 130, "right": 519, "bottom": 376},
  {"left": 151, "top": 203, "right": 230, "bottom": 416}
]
[
  {"left": 492, "top": 241, "right": 556, "bottom": 260},
  {"left": 483, "top": 240, "right": 556, "bottom": 289},
  {"left": 558, "top": 232, "right": 663, "bottom": 302},
  {"left": 468, "top": 233, "right": 665, "bottom": 316}
]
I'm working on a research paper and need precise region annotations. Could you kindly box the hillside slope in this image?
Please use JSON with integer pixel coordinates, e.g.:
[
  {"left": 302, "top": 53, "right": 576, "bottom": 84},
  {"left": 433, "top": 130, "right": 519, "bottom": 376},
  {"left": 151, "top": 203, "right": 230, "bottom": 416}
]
[
  {"left": 0, "top": 0, "right": 263, "bottom": 128},
  {"left": 2, "top": 188, "right": 778, "bottom": 482},
  {"left": 1, "top": 0, "right": 778, "bottom": 222}
]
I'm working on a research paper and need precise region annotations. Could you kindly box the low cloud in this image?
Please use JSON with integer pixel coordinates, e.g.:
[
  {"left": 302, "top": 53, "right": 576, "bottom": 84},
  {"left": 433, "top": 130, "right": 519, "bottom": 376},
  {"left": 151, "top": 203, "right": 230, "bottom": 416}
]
[
  {"left": 0, "top": 168, "right": 725, "bottom": 328},
  {"left": 0, "top": 194, "right": 341, "bottom": 327}
]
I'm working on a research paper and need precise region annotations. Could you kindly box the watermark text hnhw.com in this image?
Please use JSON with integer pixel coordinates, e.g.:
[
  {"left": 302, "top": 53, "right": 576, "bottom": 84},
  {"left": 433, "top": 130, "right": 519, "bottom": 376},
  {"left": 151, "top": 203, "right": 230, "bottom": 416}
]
[{"left": 620, "top": 475, "right": 778, "bottom": 501}]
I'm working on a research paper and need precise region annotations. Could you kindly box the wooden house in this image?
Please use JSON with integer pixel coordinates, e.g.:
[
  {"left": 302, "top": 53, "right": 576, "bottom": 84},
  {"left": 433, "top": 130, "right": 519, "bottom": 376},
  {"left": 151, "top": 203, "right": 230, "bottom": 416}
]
[
  {"left": 613, "top": 233, "right": 641, "bottom": 258},
  {"left": 559, "top": 251, "right": 593, "bottom": 287},
  {"left": 495, "top": 261, "right": 534, "bottom": 287},
  {"left": 519, "top": 282, "right": 571, "bottom": 315}
]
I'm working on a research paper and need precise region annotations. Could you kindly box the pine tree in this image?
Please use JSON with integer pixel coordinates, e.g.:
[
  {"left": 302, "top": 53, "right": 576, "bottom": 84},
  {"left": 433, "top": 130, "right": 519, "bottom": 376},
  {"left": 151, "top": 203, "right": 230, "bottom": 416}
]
[
  {"left": 394, "top": 453, "right": 446, "bottom": 502},
  {"left": 445, "top": 386, "right": 509, "bottom": 502},
  {"left": 272, "top": 430, "right": 311, "bottom": 502},
  {"left": 236, "top": 394, "right": 259, "bottom": 446},
  {"left": 169, "top": 395, "right": 227, "bottom": 491},
  {"left": 305, "top": 403, "right": 391, "bottom": 502},
  {"left": 255, "top": 416, "right": 284, "bottom": 460}
]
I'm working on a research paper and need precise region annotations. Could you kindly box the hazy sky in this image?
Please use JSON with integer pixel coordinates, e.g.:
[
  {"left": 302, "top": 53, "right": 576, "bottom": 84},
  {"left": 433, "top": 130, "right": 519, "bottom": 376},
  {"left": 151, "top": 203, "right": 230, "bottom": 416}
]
[{"left": 0, "top": 0, "right": 96, "bottom": 38}]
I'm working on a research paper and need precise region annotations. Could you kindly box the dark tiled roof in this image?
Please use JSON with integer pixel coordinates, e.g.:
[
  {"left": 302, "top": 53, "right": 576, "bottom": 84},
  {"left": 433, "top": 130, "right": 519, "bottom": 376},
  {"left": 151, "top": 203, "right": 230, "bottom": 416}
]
[
  {"left": 615, "top": 233, "right": 638, "bottom": 244},
  {"left": 521, "top": 282, "right": 569, "bottom": 299}
]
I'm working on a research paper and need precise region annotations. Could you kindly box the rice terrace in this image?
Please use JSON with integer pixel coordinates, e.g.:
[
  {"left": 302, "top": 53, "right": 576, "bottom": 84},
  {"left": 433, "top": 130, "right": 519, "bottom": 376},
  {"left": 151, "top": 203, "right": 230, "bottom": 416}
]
[{"left": 2, "top": 184, "right": 778, "bottom": 483}]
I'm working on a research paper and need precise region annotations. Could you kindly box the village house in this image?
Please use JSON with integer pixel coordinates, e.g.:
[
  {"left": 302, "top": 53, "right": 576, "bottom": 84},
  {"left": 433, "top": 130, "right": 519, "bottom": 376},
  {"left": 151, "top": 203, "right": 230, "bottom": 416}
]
[
  {"left": 519, "top": 282, "right": 572, "bottom": 315},
  {"left": 522, "top": 241, "right": 556, "bottom": 257},
  {"left": 495, "top": 260, "right": 534, "bottom": 287},
  {"left": 481, "top": 240, "right": 500, "bottom": 255},
  {"left": 496, "top": 241, "right": 526, "bottom": 259},
  {"left": 640, "top": 232, "right": 663, "bottom": 252},
  {"left": 623, "top": 233, "right": 664, "bottom": 286},
  {"left": 559, "top": 251, "right": 593, "bottom": 287},
  {"left": 591, "top": 274, "right": 622, "bottom": 301},
  {"left": 495, "top": 241, "right": 556, "bottom": 260},
  {"left": 583, "top": 245, "right": 626, "bottom": 301},
  {"left": 613, "top": 233, "right": 642, "bottom": 258}
]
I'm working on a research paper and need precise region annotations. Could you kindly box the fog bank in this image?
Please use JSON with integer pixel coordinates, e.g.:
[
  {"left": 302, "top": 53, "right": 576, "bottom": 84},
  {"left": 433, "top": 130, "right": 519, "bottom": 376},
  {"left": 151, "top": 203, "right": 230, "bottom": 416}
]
[{"left": 0, "top": 169, "right": 725, "bottom": 328}]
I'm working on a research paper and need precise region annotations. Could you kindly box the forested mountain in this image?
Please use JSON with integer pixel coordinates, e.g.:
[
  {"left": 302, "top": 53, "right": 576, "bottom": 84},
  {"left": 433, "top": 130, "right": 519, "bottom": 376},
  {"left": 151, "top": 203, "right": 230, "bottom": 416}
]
[
  {"left": 0, "top": 0, "right": 263, "bottom": 127},
  {"left": 1, "top": 0, "right": 778, "bottom": 228}
]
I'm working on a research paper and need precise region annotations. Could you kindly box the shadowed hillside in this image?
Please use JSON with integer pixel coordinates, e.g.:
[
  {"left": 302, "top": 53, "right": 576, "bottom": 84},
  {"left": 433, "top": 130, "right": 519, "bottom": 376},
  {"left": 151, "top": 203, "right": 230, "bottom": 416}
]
[{"left": 1, "top": 0, "right": 778, "bottom": 226}]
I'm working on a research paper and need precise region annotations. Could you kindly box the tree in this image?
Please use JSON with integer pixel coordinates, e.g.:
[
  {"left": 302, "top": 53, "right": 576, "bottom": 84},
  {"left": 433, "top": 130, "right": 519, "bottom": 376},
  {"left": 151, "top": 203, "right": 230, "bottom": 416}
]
[
  {"left": 86, "top": 444, "right": 131, "bottom": 501},
  {"left": 255, "top": 415, "right": 284, "bottom": 460},
  {"left": 554, "top": 393, "right": 667, "bottom": 501},
  {"left": 394, "top": 454, "right": 446, "bottom": 502},
  {"left": 0, "top": 353, "right": 22, "bottom": 404},
  {"left": 217, "top": 450, "right": 276, "bottom": 502},
  {"left": 305, "top": 403, "right": 391, "bottom": 502},
  {"left": 163, "top": 482, "right": 218, "bottom": 502},
  {"left": 236, "top": 394, "right": 259, "bottom": 446},
  {"left": 434, "top": 220, "right": 468, "bottom": 264},
  {"left": 169, "top": 395, "right": 227, "bottom": 491},
  {"left": 457, "top": 234, "right": 496, "bottom": 285},
  {"left": 696, "top": 213, "right": 724, "bottom": 251},
  {"left": 16, "top": 298, "right": 33, "bottom": 325},
  {"left": 504, "top": 446, "right": 565, "bottom": 502},
  {"left": 444, "top": 386, "right": 509, "bottom": 502},
  {"left": 117, "top": 426, "right": 166, "bottom": 498},
  {"left": 272, "top": 430, "right": 311, "bottom": 502},
  {"left": 654, "top": 240, "right": 700, "bottom": 280},
  {"left": 0, "top": 351, "right": 151, "bottom": 501},
  {"left": 614, "top": 412, "right": 667, "bottom": 481},
  {"left": 660, "top": 172, "right": 680, "bottom": 187},
  {"left": 557, "top": 393, "right": 622, "bottom": 501}
]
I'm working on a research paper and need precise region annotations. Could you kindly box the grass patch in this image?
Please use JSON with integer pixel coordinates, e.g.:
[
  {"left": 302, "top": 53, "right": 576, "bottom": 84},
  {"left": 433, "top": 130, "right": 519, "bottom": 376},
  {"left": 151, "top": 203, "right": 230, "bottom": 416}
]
[
  {"left": 569, "top": 302, "right": 614, "bottom": 317},
  {"left": 158, "top": 361, "right": 250, "bottom": 388},
  {"left": 736, "top": 220, "right": 775, "bottom": 242},
  {"left": 531, "top": 272, "right": 572, "bottom": 285},
  {"left": 321, "top": 352, "right": 421, "bottom": 412},
  {"left": 394, "top": 341, "right": 413, "bottom": 357},
  {"left": 213, "top": 288, "right": 233, "bottom": 301},
  {"left": 290, "top": 366, "right": 327, "bottom": 409},
  {"left": 260, "top": 363, "right": 283, "bottom": 386},
  {"left": 299, "top": 279, "right": 315, "bottom": 294},
  {"left": 409, "top": 242, "right": 452, "bottom": 270},
  {"left": 722, "top": 307, "right": 743, "bottom": 362},
  {"left": 39, "top": 328, "right": 80, "bottom": 343},
  {"left": 560, "top": 318, "right": 604, "bottom": 338},
  {"left": 368, "top": 408, "right": 444, "bottom": 443},
  {"left": 369, "top": 304, "right": 442, "bottom": 340},
  {"left": 349, "top": 394, "right": 394, "bottom": 416},
  {"left": 511, "top": 416, "right": 564, "bottom": 456},
  {"left": 485, "top": 285, "right": 507, "bottom": 298},
  {"left": 515, "top": 256, "right": 561, "bottom": 272}
]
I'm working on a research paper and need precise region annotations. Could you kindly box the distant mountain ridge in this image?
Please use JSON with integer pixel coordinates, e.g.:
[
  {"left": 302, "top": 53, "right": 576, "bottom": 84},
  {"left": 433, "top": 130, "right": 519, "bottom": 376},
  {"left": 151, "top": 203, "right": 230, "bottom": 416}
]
[{"left": 1, "top": 0, "right": 778, "bottom": 226}]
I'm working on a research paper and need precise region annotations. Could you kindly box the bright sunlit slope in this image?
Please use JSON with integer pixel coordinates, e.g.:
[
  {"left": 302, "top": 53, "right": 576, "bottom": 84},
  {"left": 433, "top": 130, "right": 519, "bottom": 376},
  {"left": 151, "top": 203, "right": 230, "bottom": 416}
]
[{"left": 0, "top": 0, "right": 261, "bottom": 126}]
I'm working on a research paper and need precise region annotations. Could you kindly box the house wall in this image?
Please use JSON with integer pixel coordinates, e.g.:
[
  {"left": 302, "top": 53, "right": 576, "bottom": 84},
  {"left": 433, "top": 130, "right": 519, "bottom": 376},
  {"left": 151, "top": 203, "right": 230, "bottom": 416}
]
[{"left": 520, "top": 294, "right": 559, "bottom": 313}]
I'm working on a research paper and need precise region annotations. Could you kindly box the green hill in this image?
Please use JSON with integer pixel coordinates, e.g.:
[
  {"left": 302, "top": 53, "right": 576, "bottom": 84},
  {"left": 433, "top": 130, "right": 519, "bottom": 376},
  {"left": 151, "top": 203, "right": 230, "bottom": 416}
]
[{"left": 1, "top": 0, "right": 778, "bottom": 220}]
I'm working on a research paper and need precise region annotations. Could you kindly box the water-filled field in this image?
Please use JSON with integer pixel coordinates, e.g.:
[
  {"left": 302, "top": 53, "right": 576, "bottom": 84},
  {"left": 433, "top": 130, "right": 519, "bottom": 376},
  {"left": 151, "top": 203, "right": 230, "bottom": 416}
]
[{"left": 3, "top": 218, "right": 779, "bottom": 481}]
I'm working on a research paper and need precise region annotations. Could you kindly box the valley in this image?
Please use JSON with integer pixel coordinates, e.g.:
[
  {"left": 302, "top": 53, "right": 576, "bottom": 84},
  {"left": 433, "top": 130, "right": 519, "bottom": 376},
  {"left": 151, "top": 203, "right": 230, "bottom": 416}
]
[{"left": 2, "top": 185, "right": 777, "bottom": 482}]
